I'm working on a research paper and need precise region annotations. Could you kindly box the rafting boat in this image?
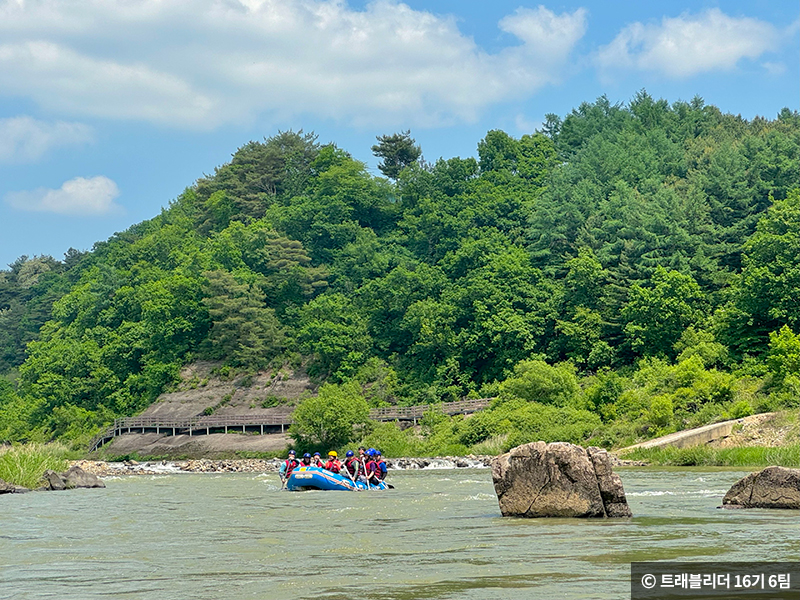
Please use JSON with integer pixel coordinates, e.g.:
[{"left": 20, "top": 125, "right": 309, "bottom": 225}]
[{"left": 286, "top": 466, "right": 388, "bottom": 491}]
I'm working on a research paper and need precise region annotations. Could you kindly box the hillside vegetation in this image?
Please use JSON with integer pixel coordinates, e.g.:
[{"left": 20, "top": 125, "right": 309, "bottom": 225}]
[{"left": 1, "top": 93, "right": 799, "bottom": 455}]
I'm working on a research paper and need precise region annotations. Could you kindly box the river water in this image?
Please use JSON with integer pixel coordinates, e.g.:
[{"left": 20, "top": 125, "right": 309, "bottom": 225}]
[{"left": 1, "top": 468, "right": 797, "bottom": 600}]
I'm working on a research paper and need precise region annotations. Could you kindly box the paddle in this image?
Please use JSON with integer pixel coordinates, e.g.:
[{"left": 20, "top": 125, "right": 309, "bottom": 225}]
[{"left": 280, "top": 456, "right": 297, "bottom": 490}]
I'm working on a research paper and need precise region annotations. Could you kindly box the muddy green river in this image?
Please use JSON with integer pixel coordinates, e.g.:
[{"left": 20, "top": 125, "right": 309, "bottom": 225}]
[{"left": 1, "top": 468, "right": 797, "bottom": 599}]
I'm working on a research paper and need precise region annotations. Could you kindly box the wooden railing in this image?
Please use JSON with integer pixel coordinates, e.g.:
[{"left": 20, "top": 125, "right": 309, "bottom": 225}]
[
  {"left": 88, "top": 398, "right": 493, "bottom": 452},
  {"left": 369, "top": 398, "right": 490, "bottom": 421}
]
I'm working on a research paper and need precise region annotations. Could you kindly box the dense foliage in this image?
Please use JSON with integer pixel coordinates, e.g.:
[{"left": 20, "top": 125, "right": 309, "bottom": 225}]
[{"left": 1, "top": 94, "right": 799, "bottom": 451}]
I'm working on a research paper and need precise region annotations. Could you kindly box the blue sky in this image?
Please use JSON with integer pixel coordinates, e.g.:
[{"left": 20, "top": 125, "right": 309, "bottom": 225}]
[{"left": 1, "top": 0, "right": 798, "bottom": 268}]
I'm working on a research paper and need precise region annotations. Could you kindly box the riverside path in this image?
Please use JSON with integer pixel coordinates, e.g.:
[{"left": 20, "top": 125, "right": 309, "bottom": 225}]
[{"left": 89, "top": 398, "right": 491, "bottom": 451}]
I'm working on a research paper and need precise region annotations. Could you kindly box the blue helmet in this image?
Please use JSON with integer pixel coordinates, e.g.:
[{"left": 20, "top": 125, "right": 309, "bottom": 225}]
[
  {"left": 303, "top": 453, "right": 311, "bottom": 458},
  {"left": 288, "top": 450, "right": 296, "bottom": 456},
  {"left": 346, "top": 450, "right": 354, "bottom": 457},
  {"left": 375, "top": 450, "right": 382, "bottom": 456},
  {"left": 313, "top": 452, "right": 321, "bottom": 456}
]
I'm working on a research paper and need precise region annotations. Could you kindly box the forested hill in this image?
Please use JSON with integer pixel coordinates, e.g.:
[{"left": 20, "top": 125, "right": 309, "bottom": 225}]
[{"left": 2, "top": 93, "right": 799, "bottom": 449}]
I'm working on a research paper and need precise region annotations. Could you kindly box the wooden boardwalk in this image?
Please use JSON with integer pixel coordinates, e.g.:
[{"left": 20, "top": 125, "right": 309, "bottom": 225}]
[{"left": 88, "top": 398, "right": 491, "bottom": 451}]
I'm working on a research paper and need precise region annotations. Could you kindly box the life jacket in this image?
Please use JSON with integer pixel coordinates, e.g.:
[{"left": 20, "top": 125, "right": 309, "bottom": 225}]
[
  {"left": 345, "top": 457, "right": 359, "bottom": 476},
  {"left": 365, "top": 459, "right": 378, "bottom": 481},
  {"left": 284, "top": 458, "right": 299, "bottom": 477},
  {"left": 325, "top": 459, "right": 341, "bottom": 474},
  {"left": 313, "top": 457, "right": 324, "bottom": 467},
  {"left": 376, "top": 460, "right": 387, "bottom": 480}
]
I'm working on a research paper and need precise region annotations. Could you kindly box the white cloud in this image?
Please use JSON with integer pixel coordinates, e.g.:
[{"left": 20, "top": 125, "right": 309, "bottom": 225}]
[
  {"left": 5, "top": 176, "right": 121, "bottom": 215},
  {"left": 596, "top": 9, "right": 779, "bottom": 78},
  {"left": 0, "top": 116, "right": 93, "bottom": 162},
  {"left": 0, "top": 42, "right": 217, "bottom": 128},
  {"left": 0, "top": 0, "right": 588, "bottom": 129},
  {"left": 499, "top": 6, "right": 587, "bottom": 63}
]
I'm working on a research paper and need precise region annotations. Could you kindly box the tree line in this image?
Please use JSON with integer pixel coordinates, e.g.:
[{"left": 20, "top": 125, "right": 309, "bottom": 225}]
[{"left": 1, "top": 92, "right": 798, "bottom": 452}]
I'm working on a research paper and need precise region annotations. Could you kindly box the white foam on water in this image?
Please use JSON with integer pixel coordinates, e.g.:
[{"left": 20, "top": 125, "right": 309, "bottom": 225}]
[{"left": 629, "top": 489, "right": 726, "bottom": 497}]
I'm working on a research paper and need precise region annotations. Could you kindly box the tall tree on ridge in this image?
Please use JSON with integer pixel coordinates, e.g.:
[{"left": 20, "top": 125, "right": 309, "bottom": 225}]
[{"left": 372, "top": 130, "right": 422, "bottom": 180}]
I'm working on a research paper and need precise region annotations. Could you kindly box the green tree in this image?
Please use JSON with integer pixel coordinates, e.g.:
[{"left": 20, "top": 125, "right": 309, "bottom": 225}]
[
  {"left": 720, "top": 189, "right": 800, "bottom": 356},
  {"left": 499, "top": 359, "right": 582, "bottom": 408},
  {"left": 295, "top": 293, "right": 372, "bottom": 380},
  {"left": 289, "top": 381, "right": 370, "bottom": 450},
  {"left": 372, "top": 130, "right": 422, "bottom": 180},
  {"left": 623, "top": 267, "right": 706, "bottom": 358},
  {"left": 767, "top": 325, "right": 800, "bottom": 386},
  {"left": 195, "top": 130, "right": 320, "bottom": 229},
  {"left": 202, "top": 270, "right": 285, "bottom": 369}
]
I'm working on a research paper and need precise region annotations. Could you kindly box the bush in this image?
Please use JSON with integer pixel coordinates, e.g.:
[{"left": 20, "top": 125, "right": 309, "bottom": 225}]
[
  {"left": 647, "top": 395, "right": 673, "bottom": 430},
  {"left": 499, "top": 359, "right": 581, "bottom": 407},
  {"left": 727, "top": 399, "right": 753, "bottom": 419}
]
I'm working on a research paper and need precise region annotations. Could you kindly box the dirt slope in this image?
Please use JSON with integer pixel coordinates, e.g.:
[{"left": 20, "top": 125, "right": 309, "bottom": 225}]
[
  {"left": 98, "top": 361, "right": 315, "bottom": 458},
  {"left": 708, "top": 411, "right": 798, "bottom": 448},
  {"left": 141, "top": 361, "right": 314, "bottom": 419}
]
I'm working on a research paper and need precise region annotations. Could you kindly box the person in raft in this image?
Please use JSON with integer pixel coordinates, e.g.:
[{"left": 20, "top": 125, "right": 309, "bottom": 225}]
[
  {"left": 364, "top": 449, "right": 380, "bottom": 486},
  {"left": 344, "top": 450, "right": 359, "bottom": 479},
  {"left": 299, "top": 452, "right": 313, "bottom": 467},
  {"left": 279, "top": 450, "right": 299, "bottom": 482},
  {"left": 312, "top": 452, "right": 324, "bottom": 467},
  {"left": 374, "top": 450, "right": 388, "bottom": 484},
  {"left": 324, "top": 451, "right": 341, "bottom": 474}
]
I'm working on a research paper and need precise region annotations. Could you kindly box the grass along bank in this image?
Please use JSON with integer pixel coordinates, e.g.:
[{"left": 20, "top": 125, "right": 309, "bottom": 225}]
[
  {"left": 0, "top": 443, "right": 72, "bottom": 489},
  {"left": 618, "top": 444, "right": 800, "bottom": 467}
]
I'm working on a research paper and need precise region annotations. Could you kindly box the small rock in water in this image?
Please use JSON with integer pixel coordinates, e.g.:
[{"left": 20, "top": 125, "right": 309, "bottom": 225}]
[
  {"left": 722, "top": 466, "right": 800, "bottom": 509},
  {"left": 0, "top": 478, "right": 15, "bottom": 494}
]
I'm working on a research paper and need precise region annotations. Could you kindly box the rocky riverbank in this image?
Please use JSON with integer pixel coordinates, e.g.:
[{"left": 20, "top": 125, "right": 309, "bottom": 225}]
[
  {"left": 73, "top": 453, "right": 649, "bottom": 477},
  {"left": 72, "top": 455, "right": 497, "bottom": 476}
]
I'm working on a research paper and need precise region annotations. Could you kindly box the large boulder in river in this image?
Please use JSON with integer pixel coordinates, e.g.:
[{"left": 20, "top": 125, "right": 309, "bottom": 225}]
[
  {"left": 42, "top": 466, "right": 105, "bottom": 491},
  {"left": 722, "top": 466, "right": 800, "bottom": 509},
  {"left": 491, "top": 441, "right": 632, "bottom": 518}
]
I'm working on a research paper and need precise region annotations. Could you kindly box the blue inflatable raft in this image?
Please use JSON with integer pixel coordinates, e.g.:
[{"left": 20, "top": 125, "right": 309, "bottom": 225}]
[{"left": 286, "top": 466, "right": 387, "bottom": 491}]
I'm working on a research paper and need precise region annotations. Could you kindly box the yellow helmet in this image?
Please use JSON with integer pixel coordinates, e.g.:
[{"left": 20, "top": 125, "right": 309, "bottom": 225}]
[{"left": 328, "top": 451, "right": 337, "bottom": 457}]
